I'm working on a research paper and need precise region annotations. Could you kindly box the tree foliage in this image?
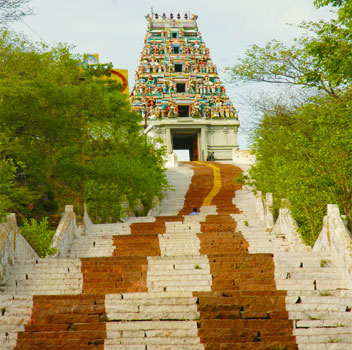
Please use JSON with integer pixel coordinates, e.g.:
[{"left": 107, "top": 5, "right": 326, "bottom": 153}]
[
  {"left": 0, "top": 158, "right": 33, "bottom": 221},
  {"left": 20, "top": 217, "right": 56, "bottom": 257},
  {"left": 0, "top": 29, "right": 167, "bottom": 233},
  {"left": 229, "top": 0, "right": 352, "bottom": 244},
  {"left": 0, "top": 0, "right": 32, "bottom": 23},
  {"left": 247, "top": 93, "right": 352, "bottom": 245},
  {"left": 227, "top": 1, "right": 352, "bottom": 97}
]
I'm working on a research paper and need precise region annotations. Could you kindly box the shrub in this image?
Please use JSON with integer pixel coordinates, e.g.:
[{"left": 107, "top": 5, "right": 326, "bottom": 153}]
[{"left": 20, "top": 217, "right": 56, "bottom": 257}]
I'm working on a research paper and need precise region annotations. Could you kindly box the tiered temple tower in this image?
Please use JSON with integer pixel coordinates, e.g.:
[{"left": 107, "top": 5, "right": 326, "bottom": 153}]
[{"left": 131, "top": 12, "right": 240, "bottom": 160}]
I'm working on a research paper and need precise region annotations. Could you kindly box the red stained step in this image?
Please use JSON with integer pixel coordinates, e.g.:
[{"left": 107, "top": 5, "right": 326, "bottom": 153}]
[
  {"left": 15, "top": 295, "right": 106, "bottom": 350},
  {"left": 195, "top": 162, "right": 296, "bottom": 349}
]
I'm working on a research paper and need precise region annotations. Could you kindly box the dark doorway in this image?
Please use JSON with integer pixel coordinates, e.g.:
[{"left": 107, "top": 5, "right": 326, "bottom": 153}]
[
  {"left": 174, "top": 64, "right": 183, "bottom": 72},
  {"left": 178, "top": 105, "right": 189, "bottom": 117},
  {"left": 172, "top": 32, "right": 178, "bottom": 38},
  {"left": 173, "top": 46, "right": 180, "bottom": 54},
  {"left": 176, "top": 83, "right": 185, "bottom": 93},
  {"left": 172, "top": 133, "right": 199, "bottom": 161}
]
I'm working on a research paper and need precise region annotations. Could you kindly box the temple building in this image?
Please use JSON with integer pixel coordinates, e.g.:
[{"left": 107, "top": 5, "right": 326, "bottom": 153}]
[{"left": 130, "top": 12, "right": 240, "bottom": 161}]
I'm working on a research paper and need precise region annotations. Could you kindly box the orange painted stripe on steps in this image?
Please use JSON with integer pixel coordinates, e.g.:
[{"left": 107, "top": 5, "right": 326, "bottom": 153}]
[{"left": 194, "top": 162, "right": 297, "bottom": 349}]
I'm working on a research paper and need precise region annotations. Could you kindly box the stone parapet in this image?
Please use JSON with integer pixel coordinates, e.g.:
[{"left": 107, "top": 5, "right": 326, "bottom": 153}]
[
  {"left": 232, "top": 149, "right": 256, "bottom": 164},
  {"left": 271, "top": 199, "right": 310, "bottom": 252},
  {"left": 164, "top": 152, "right": 178, "bottom": 168},
  {"left": 313, "top": 204, "right": 352, "bottom": 288},
  {"left": 0, "top": 214, "right": 38, "bottom": 284},
  {"left": 50, "top": 205, "right": 77, "bottom": 258}
]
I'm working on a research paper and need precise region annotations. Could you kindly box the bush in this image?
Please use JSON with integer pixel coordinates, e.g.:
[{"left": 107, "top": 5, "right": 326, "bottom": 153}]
[
  {"left": 20, "top": 217, "right": 56, "bottom": 257},
  {"left": 248, "top": 94, "right": 352, "bottom": 245}
]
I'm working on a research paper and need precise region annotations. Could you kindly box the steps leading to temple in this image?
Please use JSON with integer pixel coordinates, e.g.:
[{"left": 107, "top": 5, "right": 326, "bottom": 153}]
[
  {"left": 0, "top": 162, "right": 351, "bottom": 350},
  {"left": 234, "top": 186, "right": 352, "bottom": 350}
]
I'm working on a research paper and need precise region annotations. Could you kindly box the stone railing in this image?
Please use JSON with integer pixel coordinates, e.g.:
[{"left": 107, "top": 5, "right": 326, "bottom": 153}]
[
  {"left": 0, "top": 214, "right": 38, "bottom": 284},
  {"left": 164, "top": 152, "right": 178, "bottom": 168},
  {"left": 232, "top": 149, "right": 256, "bottom": 165},
  {"left": 147, "top": 196, "right": 161, "bottom": 216},
  {"left": 50, "top": 205, "right": 77, "bottom": 258},
  {"left": 313, "top": 205, "right": 352, "bottom": 288},
  {"left": 258, "top": 194, "right": 352, "bottom": 286},
  {"left": 83, "top": 204, "right": 94, "bottom": 234},
  {"left": 271, "top": 199, "right": 311, "bottom": 252},
  {"left": 255, "top": 191, "right": 274, "bottom": 231}
]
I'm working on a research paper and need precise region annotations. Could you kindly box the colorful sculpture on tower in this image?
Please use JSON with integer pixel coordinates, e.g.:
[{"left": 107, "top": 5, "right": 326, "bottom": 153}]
[{"left": 130, "top": 12, "right": 238, "bottom": 120}]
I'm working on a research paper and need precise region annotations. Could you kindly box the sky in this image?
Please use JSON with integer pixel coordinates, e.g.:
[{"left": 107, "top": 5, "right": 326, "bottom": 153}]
[{"left": 9, "top": 0, "right": 333, "bottom": 148}]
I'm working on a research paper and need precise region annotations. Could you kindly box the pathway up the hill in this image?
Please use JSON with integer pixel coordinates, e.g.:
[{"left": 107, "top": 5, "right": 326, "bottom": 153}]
[{"left": 1, "top": 162, "right": 351, "bottom": 349}]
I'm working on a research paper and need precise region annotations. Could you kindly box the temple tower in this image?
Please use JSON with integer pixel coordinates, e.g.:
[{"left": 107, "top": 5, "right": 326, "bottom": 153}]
[{"left": 131, "top": 12, "right": 240, "bottom": 161}]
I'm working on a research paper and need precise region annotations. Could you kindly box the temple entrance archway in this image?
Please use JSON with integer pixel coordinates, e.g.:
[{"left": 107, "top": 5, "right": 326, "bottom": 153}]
[{"left": 172, "top": 132, "right": 199, "bottom": 161}]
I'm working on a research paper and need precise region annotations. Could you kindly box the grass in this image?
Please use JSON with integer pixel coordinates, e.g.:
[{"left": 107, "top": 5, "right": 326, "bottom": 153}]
[
  {"left": 328, "top": 337, "right": 341, "bottom": 343},
  {"left": 319, "top": 290, "right": 332, "bottom": 296},
  {"left": 194, "top": 264, "right": 201, "bottom": 269},
  {"left": 307, "top": 313, "right": 321, "bottom": 320},
  {"left": 244, "top": 220, "right": 249, "bottom": 226},
  {"left": 320, "top": 259, "right": 331, "bottom": 267}
]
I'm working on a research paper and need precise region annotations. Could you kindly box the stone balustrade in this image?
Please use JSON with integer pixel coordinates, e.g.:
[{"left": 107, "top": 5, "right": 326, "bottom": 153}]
[
  {"left": 0, "top": 214, "right": 38, "bottom": 284},
  {"left": 313, "top": 204, "right": 352, "bottom": 288},
  {"left": 232, "top": 149, "right": 256, "bottom": 164},
  {"left": 258, "top": 193, "right": 352, "bottom": 287},
  {"left": 271, "top": 199, "right": 311, "bottom": 252},
  {"left": 50, "top": 205, "right": 77, "bottom": 258},
  {"left": 164, "top": 152, "right": 178, "bottom": 168}
]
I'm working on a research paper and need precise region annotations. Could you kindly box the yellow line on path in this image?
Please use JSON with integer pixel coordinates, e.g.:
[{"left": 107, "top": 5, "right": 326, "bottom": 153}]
[{"left": 195, "top": 162, "right": 222, "bottom": 206}]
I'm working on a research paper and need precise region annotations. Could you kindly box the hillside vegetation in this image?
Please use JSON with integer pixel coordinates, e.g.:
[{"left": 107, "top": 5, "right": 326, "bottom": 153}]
[
  {"left": 228, "top": 0, "right": 352, "bottom": 245},
  {"left": 0, "top": 30, "right": 167, "bottom": 232}
]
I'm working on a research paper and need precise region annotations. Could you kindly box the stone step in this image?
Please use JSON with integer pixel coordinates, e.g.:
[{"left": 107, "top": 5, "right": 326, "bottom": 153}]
[
  {"left": 289, "top": 311, "right": 352, "bottom": 320},
  {"left": 286, "top": 295, "right": 352, "bottom": 304},
  {"left": 294, "top": 327, "right": 352, "bottom": 336},
  {"left": 295, "top": 319, "right": 352, "bottom": 328},
  {"left": 287, "top": 303, "right": 352, "bottom": 312},
  {"left": 298, "top": 344, "right": 352, "bottom": 350}
]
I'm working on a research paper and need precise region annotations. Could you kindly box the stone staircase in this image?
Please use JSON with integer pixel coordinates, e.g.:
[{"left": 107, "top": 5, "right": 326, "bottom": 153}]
[
  {"left": 0, "top": 162, "right": 351, "bottom": 349},
  {"left": 234, "top": 186, "right": 352, "bottom": 350}
]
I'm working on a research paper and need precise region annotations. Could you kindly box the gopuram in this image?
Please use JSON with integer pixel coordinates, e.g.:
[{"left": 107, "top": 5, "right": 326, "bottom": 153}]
[{"left": 130, "top": 12, "right": 240, "bottom": 161}]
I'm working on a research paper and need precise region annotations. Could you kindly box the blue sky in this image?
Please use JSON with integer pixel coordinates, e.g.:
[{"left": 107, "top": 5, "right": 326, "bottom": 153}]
[{"left": 10, "top": 0, "right": 333, "bottom": 148}]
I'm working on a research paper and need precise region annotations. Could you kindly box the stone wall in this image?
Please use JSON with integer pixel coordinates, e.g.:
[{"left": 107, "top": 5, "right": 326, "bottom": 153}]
[
  {"left": 0, "top": 214, "right": 38, "bottom": 284},
  {"left": 51, "top": 205, "right": 77, "bottom": 258},
  {"left": 313, "top": 204, "right": 352, "bottom": 288},
  {"left": 271, "top": 199, "right": 311, "bottom": 252},
  {"left": 257, "top": 193, "right": 352, "bottom": 286},
  {"left": 164, "top": 152, "right": 178, "bottom": 168},
  {"left": 232, "top": 149, "right": 256, "bottom": 164}
]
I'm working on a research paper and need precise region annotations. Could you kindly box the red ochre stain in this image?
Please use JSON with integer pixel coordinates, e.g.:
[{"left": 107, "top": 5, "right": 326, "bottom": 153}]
[
  {"left": 194, "top": 162, "right": 297, "bottom": 350},
  {"left": 15, "top": 294, "right": 106, "bottom": 350}
]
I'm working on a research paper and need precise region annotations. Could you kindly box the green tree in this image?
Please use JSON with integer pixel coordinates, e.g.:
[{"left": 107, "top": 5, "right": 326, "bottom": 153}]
[
  {"left": 247, "top": 93, "right": 352, "bottom": 245},
  {"left": 0, "top": 0, "right": 32, "bottom": 24},
  {"left": 0, "top": 29, "right": 167, "bottom": 227},
  {"left": 228, "top": 0, "right": 352, "bottom": 244},
  {"left": 0, "top": 157, "right": 33, "bottom": 221}
]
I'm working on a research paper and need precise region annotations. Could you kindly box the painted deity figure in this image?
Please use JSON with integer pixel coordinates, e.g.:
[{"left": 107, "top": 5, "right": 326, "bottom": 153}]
[{"left": 168, "top": 100, "right": 177, "bottom": 117}]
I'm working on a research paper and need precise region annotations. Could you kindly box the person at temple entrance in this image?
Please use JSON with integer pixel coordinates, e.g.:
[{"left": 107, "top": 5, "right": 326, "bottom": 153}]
[{"left": 189, "top": 208, "right": 199, "bottom": 216}]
